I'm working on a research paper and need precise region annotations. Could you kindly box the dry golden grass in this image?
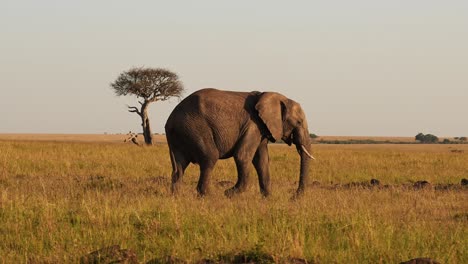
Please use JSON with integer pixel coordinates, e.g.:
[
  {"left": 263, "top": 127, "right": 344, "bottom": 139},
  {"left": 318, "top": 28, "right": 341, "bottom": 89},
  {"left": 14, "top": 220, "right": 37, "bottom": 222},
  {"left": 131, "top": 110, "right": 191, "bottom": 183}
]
[
  {"left": 0, "top": 136, "right": 466, "bottom": 263},
  {"left": 0, "top": 133, "right": 167, "bottom": 144}
]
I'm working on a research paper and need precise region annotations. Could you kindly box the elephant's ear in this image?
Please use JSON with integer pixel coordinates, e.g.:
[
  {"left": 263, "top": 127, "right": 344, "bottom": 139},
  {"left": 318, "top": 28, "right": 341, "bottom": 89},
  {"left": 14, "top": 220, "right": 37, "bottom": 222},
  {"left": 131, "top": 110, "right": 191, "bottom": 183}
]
[{"left": 255, "top": 92, "right": 285, "bottom": 142}]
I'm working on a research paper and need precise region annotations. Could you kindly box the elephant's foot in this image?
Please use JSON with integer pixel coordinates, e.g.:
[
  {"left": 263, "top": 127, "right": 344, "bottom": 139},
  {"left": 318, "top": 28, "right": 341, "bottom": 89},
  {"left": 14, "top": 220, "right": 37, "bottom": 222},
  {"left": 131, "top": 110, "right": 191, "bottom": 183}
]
[
  {"left": 224, "top": 187, "right": 243, "bottom": 198},
  {"left": 196, "top": 192, "right": 207, "bottom": 198},
  {"left": 196, "top": 185, "right": 210, "bottom": 197},
  {"left": 196, "top": 191, "right": 208, "bottom": 198},
  {"left": 171, "top": 183, "right": 180, "bottom": 195},
  {"left": 290, "top": 188, "right": 305, "bottom": 200},
  {"left": 260, "top": 189, "right": 270, "bottom": 198}
]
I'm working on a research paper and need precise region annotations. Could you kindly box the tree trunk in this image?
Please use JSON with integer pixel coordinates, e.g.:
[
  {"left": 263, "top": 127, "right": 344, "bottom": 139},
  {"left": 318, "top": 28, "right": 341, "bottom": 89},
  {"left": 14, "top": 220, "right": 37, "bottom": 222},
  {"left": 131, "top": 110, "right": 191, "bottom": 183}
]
[{"left": 140, "top": 102, "right": 153, "bottom": 146}]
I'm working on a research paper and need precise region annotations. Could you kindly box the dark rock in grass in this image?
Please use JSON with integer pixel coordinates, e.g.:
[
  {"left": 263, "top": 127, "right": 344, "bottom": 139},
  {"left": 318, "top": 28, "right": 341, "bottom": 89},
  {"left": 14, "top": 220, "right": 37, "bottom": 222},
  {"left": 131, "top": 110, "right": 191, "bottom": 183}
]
[
  {"left": 146, "top": 256, "right": 187, "bottom": 264},
  {"left": 461, "top": 178, "right": 468, "bottom": 186},
  {"left": 400, "top": 257, "right": 441, "bottom": 264},
  {"left": 196, "top": 259, "right": 217, "bottom": 264},
  {"left": 381, "top": 184, "right": 392, "bottom": 189},
  {"left": 80, "top": 245, "right": 138, "bottom": 264},
  {"left": 413, "top": 180, "right": 432, "bottom": 189},
  {"left": 453, "top": 212, "right": 468, "bottom": 221},
  {"left": 370, "top": 178, "right": 380, "bottom": 186},
  {"left": 198, "top": 256, "right": 311, "bottom": 264},
  {"left": 232, "top": 251, "right": 274, "bottom": 264},
  {"left": 434, "top": 184, "right": 458, "bottom": 191},
  {"left": 215, "top": 248, "right": 274, "bottom": 264},
  {"left": 288, "top": 257, "right": 310, "bottom": 264},
  {"left": 340, "top": 179, "right": 381, "bottom": 189}
]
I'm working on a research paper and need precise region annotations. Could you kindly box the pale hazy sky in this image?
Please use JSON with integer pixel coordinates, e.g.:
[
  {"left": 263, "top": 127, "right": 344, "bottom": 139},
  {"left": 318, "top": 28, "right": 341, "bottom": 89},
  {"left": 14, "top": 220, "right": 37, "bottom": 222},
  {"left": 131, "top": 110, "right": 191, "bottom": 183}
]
[{"left": 1, "top": 1, "right": 467, "bottom": 136}]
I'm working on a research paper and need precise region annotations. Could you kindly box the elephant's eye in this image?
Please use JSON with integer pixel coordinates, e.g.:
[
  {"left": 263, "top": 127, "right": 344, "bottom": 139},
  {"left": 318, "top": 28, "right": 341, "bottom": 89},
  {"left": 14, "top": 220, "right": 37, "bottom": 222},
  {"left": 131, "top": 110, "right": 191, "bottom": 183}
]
[{"left": 297, "top": 120, "right": 302, "bottom": 125}]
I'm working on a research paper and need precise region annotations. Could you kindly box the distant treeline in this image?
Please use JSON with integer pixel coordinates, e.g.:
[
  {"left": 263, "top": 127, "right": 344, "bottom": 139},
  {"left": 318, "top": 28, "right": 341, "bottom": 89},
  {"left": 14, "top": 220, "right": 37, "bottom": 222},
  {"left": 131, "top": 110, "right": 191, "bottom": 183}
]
[
  {"left": 314, "top": 139, "right": 468, "bottom": 144},
  {"left": 314, "top": 139, "right": 412, "bottom": 144},
  {"left": 312, "top": 135, "right": 467, "bottom": 145}
]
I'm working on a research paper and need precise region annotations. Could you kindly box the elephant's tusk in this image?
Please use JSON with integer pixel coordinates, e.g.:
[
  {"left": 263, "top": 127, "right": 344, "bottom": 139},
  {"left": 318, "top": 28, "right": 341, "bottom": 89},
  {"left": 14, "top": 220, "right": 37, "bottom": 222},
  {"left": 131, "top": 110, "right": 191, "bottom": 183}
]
[{"left": 301, "top": 145, "right": 316, "bottom": 160}]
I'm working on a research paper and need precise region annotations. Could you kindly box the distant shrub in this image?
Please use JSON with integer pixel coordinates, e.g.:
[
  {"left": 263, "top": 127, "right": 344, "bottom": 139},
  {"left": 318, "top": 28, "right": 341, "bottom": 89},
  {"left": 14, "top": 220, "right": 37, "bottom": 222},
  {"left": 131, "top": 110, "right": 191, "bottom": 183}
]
[
  {"left": 442, "top": 139, "right": 451, "bottom": 144},
  {"left": 310, "top": 133, "right": 318, "bottom": 139},
  {"left": 415, "top": 133, "right": 425, "bottom": 142},
  {"left": 425, "top": 134, "right": 439, "bottom": 143},
  {"left": 415, "top": 133, "right": 439, "bottom": 143}
]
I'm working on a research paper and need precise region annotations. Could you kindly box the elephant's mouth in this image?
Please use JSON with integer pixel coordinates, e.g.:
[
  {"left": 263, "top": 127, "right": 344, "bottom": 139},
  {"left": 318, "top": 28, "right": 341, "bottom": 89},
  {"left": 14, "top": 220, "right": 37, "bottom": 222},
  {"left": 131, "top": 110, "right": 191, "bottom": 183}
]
[
  {"left": 282, "top": 135, "right": 293, "bottom": 146},
  {"left": 287, "top": 130, "right": 315, "bottom": 160}
]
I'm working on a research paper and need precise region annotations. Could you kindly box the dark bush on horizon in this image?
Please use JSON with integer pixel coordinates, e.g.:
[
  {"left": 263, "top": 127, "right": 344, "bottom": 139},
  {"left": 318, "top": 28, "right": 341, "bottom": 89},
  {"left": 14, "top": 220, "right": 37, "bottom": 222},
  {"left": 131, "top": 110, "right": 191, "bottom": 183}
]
[{"left": 415, "top": 133, "right": 439, "bottom": 143}]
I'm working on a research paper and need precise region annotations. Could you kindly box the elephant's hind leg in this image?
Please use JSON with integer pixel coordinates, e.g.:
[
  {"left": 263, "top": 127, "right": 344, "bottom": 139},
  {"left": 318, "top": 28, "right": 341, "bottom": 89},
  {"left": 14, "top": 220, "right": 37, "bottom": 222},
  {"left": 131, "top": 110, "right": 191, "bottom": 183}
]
[
  {"left": 197, "top": 159, "right": 217, "bottom": 197},
  {"left": 229, "top": 157, "right": 251, "bottom": 195},
  {"left": 170, "top": 150, "right": 189, "bottom": 194}
]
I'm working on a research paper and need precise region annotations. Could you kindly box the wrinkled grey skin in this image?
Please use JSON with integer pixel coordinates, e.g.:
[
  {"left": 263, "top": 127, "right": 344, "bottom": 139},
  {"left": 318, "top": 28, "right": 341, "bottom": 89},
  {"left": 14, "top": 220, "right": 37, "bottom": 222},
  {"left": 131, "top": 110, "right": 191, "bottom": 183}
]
[{"left": 165, "top": 88, "right": 312, "bottom": 197}]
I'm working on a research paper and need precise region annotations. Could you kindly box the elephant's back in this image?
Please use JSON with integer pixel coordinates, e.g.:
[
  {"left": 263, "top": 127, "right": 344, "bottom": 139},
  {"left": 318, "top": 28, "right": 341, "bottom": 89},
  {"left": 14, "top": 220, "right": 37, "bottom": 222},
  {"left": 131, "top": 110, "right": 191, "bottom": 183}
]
[
  {"left": 165, "top": 90, "right": 202, "bottom": 126},
  {"left": 167, "top": 88, "right": 250, "bottom": 122},
  {"left": 165, "top": 88, "right": 256, "bottom": 160}
]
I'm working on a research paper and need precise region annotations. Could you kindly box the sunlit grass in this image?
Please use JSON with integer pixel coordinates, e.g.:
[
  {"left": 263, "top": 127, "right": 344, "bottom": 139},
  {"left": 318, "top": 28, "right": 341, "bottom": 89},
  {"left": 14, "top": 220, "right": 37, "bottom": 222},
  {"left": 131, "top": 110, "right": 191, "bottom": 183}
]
[{"left": 0, "top": 140, "right": 467, "bottom": 263}]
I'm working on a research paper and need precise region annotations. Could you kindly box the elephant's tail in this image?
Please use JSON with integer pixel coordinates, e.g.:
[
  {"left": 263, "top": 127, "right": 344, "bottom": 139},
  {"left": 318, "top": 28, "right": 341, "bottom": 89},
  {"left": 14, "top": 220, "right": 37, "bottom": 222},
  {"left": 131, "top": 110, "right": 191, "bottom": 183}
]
[
  {"left": 168, "top": 145, "right": 177, "bottom": 174},
  {"left": 166, "top": 132, "right": 177, "bottom": 174}
]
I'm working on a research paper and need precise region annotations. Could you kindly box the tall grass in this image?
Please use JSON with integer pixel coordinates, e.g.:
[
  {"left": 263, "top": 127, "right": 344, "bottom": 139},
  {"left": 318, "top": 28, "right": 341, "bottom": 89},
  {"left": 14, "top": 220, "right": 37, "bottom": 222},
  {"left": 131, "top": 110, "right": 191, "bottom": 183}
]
[{"left": 0, "top": 141, "right": 467, "bottom": 263}]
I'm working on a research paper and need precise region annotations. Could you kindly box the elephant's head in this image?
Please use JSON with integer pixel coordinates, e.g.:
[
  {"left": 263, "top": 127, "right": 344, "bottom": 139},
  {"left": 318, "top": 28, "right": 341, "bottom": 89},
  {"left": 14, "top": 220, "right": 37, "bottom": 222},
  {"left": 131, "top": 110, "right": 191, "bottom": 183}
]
[{"left": 255, "top": 92, "right": 314, "bottom": 195}]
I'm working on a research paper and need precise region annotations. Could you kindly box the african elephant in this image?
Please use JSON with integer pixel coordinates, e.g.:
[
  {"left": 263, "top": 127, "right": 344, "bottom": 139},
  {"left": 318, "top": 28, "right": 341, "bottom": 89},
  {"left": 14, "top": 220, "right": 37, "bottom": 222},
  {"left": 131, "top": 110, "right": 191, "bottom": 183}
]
[{"left": 165, "top": 88, "right": 314, "bottom": 197}]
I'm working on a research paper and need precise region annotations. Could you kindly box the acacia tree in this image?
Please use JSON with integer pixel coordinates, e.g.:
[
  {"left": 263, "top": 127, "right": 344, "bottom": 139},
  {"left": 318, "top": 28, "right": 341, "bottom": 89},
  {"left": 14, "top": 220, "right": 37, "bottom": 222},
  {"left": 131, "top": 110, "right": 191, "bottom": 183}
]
[{"left": 111, "top": 67, "right": 184, "bottom": 145}]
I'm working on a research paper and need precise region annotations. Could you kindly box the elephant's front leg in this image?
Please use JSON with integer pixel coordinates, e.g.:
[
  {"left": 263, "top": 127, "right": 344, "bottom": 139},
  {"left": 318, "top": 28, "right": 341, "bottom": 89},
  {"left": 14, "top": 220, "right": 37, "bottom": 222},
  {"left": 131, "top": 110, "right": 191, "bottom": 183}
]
[
  {"left": 225, "top": 131, "right": 260, "bottom": 197},
  {"left": 253, "top": 139, "right": 271, "bottom": 197}
]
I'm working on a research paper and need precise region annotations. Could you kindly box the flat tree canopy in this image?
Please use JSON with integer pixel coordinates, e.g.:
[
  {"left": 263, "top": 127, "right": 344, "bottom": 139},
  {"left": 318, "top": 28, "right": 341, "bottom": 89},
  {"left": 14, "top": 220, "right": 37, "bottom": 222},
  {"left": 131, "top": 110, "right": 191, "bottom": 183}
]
[
  {"left": 111, "top": 67, "right": 184, "bottom": 102},
  {"left": 111, "top": 67, "right": 184, "bottom": 145}
]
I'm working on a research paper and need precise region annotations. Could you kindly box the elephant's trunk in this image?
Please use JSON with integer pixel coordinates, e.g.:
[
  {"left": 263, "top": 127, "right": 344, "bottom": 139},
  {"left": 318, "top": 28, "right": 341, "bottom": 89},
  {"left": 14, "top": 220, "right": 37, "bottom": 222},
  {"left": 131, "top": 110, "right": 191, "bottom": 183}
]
[
  {"left": 294, "top": 128, "right": 313, "bottom": 195},
  {"left": 297, "top": 143, "right": 311, "bottom": 194}
]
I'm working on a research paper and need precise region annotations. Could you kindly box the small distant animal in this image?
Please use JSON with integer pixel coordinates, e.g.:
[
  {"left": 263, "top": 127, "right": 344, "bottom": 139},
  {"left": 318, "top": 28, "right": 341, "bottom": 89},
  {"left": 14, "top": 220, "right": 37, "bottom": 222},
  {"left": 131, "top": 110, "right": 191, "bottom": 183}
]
[{"left": 124, "top": 131, "right": 140, "bottom": 146}]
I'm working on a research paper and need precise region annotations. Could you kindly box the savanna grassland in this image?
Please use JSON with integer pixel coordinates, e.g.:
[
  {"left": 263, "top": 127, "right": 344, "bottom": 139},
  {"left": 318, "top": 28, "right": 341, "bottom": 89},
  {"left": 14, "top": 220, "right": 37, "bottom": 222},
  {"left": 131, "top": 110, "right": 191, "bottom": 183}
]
[{"left": 0, "top": 136, "right": 467, "bottom": 263}]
